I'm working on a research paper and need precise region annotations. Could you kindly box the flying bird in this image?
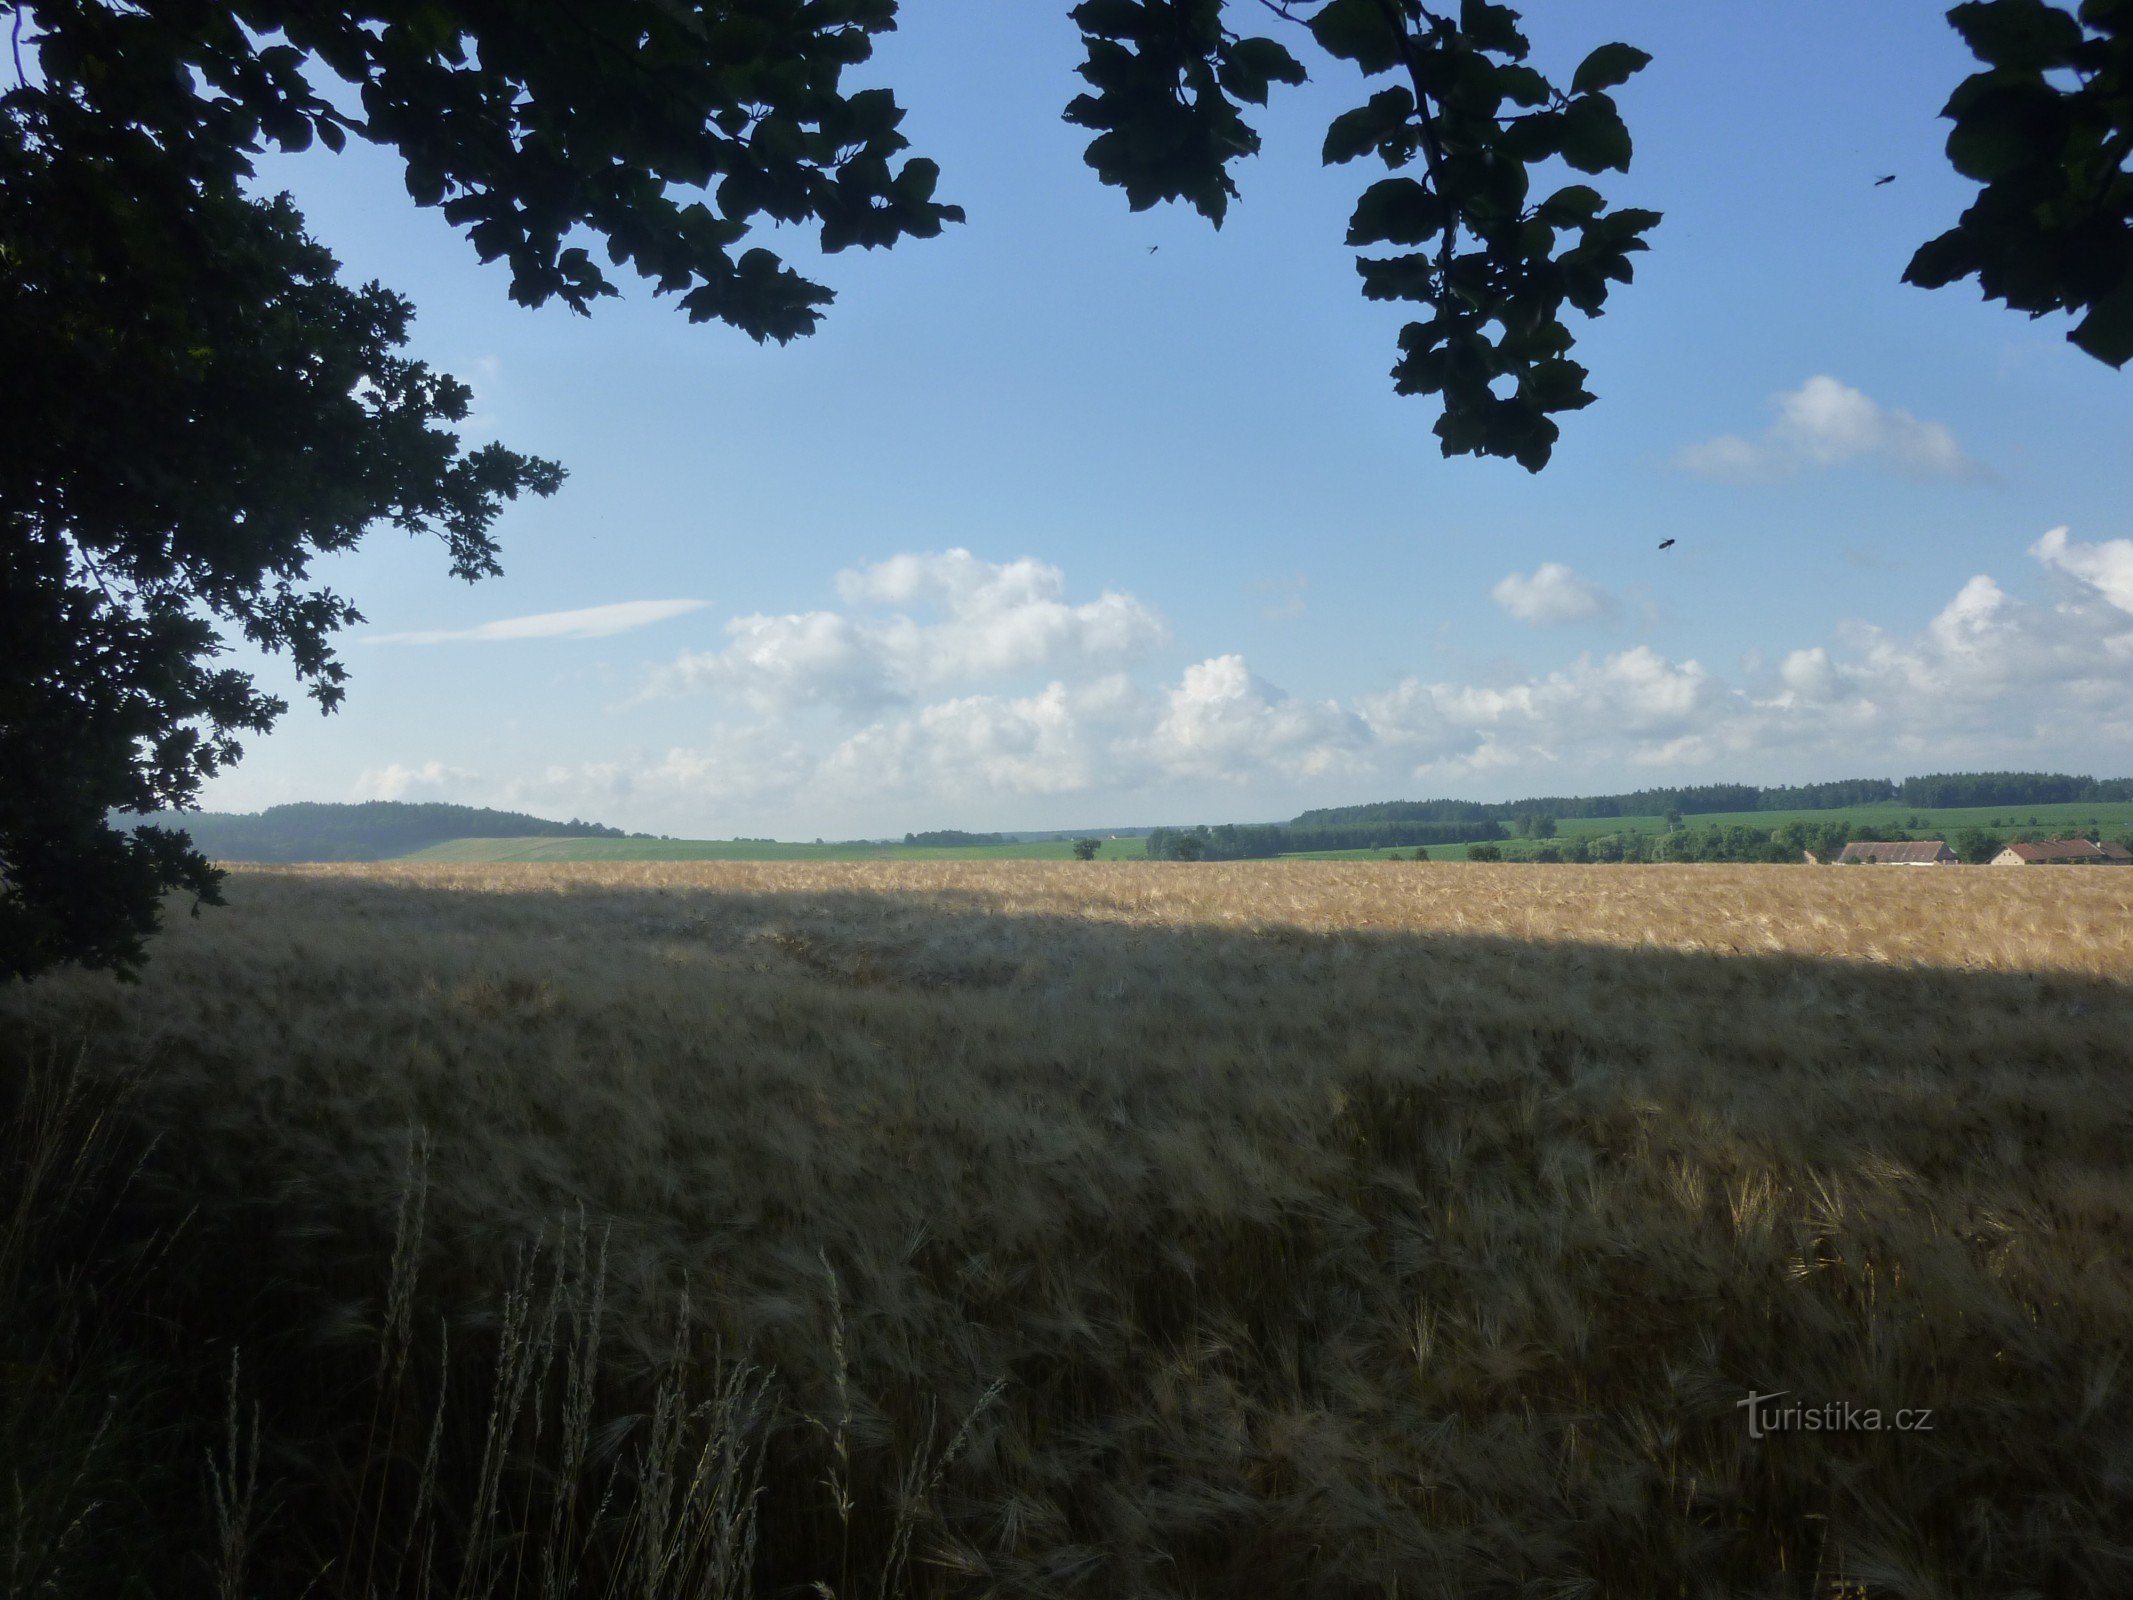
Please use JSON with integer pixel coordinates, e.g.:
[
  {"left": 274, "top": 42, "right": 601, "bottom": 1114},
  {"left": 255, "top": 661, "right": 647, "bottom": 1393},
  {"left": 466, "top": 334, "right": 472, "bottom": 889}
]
[
  {"left": 1874, "top": 174, "right": 1896, "bottom": 186},
  {"left": 1658, "top": 538, "right": 1676, "bottom": 550},
  {"left": 1148, "top": 245, "right": 1159, "bottom": 254}
]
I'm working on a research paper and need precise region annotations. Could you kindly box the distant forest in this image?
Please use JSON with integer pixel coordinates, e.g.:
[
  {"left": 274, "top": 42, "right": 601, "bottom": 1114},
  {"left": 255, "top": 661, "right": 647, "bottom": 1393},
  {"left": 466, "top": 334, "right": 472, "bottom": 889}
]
[
  {"left": 1147, "top": 821, "right": 1506, "bottom": 860},
  {"left": 156, "top": 802, "right": 633, "bottom": 862},
  {"left": 902, "top": 830, "right": 1009, "bottom": 847},
  {"left": 1293, "top": 772, "right": 2133, "bottom": 828}
]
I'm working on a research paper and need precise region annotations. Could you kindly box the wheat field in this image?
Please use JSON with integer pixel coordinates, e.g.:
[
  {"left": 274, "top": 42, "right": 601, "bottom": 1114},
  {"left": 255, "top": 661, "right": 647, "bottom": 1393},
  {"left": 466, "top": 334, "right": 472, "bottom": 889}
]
[{"left": 5, "top": 859, "right": 2133, "bottom": 1597}]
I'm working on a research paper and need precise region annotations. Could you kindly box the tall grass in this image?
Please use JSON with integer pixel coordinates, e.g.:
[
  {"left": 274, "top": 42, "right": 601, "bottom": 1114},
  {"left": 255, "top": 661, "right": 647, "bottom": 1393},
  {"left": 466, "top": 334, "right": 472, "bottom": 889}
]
[{"left": 4, "top": 860, "right": 2132, "bottom": 1596}]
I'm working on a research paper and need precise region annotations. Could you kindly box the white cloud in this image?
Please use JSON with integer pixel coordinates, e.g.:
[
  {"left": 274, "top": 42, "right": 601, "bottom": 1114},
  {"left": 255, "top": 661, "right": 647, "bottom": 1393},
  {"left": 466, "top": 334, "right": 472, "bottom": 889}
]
[
  {"left": 1675, "top": 375, "right": 1979, "bottom": 481},
  {"left": 1360, "top": 645, "right": 1724, "bottom": 775},
  {"left": 1491, "top": 562, "right": 1611, "bottom": 625},
  {"left": 643, "top": 548, "right": 1168, "bottom": 714},
  {"left": 816, "top": 676, "right": 1146, "bottom": 802},
  {"left": 355, "top": 760, "right": 477, "bottom": 801},
  {"left": 331, "top": 529, "right": 2133, "bottom": 837},
  {"left": 2033, "top": 525, "right": 2133, "bottom": 614},
  {"left": 1139, "top": 655, "right": 1371, "bottom": 783},
  {"left": 367, "top": 599, "right": 707, "bottom": 645}
]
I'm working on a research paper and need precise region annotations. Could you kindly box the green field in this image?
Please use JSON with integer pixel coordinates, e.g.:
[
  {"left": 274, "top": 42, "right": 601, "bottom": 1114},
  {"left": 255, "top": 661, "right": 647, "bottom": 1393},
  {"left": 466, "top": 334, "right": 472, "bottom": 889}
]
[
  {"left": 396, "top": 835, "right": 1144, "bottom": 863},
  {"left": 1288, "top": 800, "right": 2133, "bottom": 862},
  {"left": 376, "top": 800, "right": 2133, "bottom": 866}
]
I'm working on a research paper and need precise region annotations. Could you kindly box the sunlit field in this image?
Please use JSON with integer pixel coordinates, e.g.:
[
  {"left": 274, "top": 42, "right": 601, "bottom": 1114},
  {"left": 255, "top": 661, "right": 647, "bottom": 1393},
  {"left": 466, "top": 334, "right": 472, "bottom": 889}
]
[{"left": 6, "top": 860, "right": 2133, "bottom": 1597}]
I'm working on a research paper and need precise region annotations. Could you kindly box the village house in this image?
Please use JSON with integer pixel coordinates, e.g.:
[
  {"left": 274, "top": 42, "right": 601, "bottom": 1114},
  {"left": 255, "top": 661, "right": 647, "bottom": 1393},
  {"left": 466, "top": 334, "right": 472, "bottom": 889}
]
[
  {"left": 1835, "top": 840, "right": 1958, "bottom": 865},
  {"left": 1991, "top": 838, "right": 2133, "bottom": 865}
]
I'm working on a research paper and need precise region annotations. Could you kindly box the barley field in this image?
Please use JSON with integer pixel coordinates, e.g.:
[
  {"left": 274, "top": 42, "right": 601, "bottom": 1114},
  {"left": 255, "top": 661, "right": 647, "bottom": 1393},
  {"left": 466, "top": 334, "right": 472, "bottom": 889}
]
[{"left": 5, "top": 860, "right": 2133, "bottom": 1598}]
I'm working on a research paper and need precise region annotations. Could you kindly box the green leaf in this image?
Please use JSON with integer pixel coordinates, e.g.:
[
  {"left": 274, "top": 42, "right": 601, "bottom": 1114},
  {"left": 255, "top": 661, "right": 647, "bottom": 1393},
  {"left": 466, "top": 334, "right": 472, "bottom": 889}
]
[
  {"left": 1230, "top": 36, "right": 1308, "bottom": 88},
  {"left": 1949, "top": 0, "right": 2084, "bottom": 70},
  {"left": 1070, "top": 0, "right": 1150, "bottom": 40},
  {"left": 1322, "top": 87, "right": 1417, "bottom": 165},
  {"left": 1558, "top": 95, "right": 1633, "bottom": 173},
  {"left": 1495, "top": 64, "right": 1553, "bottom": 107},
  {"left": 404, "top": 164, "right": 446, "bottom": 207},
  {"left": 1356, "top": 252, "right": 1437, "bottom": 302},
  {"left": 1459, "top": 0, "right": 1530, "bottom": 57},
  {"left": 1537, "top": 183, "right": 1605, "bottom": 223},
  {"left": 2069, "top": 272, "right": 2133, "bottom": 367},
  {"left": 1497, "top": 111, "right": 1562, "bottom": 162},
  {"left": 892, "top": 158, "right": 941, "bottom": 203},
  {"left": 1347, "top": 178, "right": 1449, "bottom": 247},
  {"left": 1308, "top": 0, "right": 1404, "bottom": 74},
  {"left": 1571, "top": 42, "right": 1652, "bottom": 96},
  {"left": 1902, "top": 227, "right": 1973, "bottom": 289},
  {"left": 1943, "top": 84, "right": 2065, "bottom": 181},
  {"left": 1592, "top": 206, "right": 1662, "bottom": 242}
]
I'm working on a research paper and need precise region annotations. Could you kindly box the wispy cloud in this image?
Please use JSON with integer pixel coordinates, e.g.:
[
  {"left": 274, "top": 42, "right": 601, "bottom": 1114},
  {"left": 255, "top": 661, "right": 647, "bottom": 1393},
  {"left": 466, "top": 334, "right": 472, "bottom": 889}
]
[
  {"left": 1675, "top": 375, "right": 1980, "bottom": 482},
  {"left": 354, "top": 760, "right": 476, "bottom": 801},
  {"left": 367, "top": 599, "right": 708, "bottom": 645}
]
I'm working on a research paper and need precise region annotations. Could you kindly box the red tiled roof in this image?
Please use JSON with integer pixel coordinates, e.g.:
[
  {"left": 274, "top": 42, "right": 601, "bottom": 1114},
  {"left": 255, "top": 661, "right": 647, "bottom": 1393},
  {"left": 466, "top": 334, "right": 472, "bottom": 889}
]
[
  {"left": 2001, "top": 838, "right": 2126, "bottom": 863},
  {"left": 1836, "top": 840, "right": 1954, "bottom": 864}
]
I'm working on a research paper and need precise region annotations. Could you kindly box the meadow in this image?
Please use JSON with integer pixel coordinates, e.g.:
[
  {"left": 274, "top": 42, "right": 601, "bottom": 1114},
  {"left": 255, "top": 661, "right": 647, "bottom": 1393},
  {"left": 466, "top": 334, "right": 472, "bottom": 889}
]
[
  {"left": 400, "top": 836, "right": 1146, "bottom": 863},
  {"left": 1287, "top": 800, "right": 2133, "bottom": 860},
  {"left": 4, "top": 860, "right": 2132, "bottom": 1597},
  {"left": 394, "top": 799, "right": 2133, "bottom": 868}
]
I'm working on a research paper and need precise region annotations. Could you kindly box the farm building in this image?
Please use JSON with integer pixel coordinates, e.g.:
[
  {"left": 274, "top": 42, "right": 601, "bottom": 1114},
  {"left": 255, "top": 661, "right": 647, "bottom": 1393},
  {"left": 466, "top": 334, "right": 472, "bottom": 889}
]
[
  {"left": 1991, "top": 839, "right": 2133, "bottom": 865},
  {"left": 1836, "top": 841, "right": 1957, "bottom": 865}
]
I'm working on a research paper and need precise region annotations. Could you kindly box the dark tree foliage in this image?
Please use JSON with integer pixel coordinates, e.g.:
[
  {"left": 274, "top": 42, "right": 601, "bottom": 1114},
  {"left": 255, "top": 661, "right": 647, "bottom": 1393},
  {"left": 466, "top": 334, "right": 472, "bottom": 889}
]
[
  {"left": 1906, "top": 0, "right": 2133, "bottom": 366},
  {"left": 902, "top": 830, "right": 1011, "bottom": 847},
  {"left": 164, "top": 802, "right": 628, "bottom": 863},
  {"left": 1067, "top": 0, "right": 1659, "bottom": 470},
  {"left": 16, "top": 0, "right": 963, "bottom": 337},
  {"left": 1145, "top": 820, "right": 1502, "bottom": 858},
  {"left": 1753, "top": 778, "right": 1900, "bottom": 811},
  {"left": 1956, "top": 827, "right": 2004, "bottom": 863},
  {"left": 0, "top": 120, "right": 563, "bottom": 977},
  {"left": 1, "top": 0, "right": 958, "bottom": 980},
  {"left": 1896, "top": 770, "right": 2133, "bottom": 805},
  {"left": 1295, "top": 773, "right": 2133, "bottom": 833}
]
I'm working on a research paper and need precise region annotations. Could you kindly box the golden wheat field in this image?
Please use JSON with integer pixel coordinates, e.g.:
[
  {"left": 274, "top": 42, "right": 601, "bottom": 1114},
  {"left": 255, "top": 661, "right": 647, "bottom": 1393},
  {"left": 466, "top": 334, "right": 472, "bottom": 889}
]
[{"left": 5, "top": 859, "right": 2133, "bottom": 1598}]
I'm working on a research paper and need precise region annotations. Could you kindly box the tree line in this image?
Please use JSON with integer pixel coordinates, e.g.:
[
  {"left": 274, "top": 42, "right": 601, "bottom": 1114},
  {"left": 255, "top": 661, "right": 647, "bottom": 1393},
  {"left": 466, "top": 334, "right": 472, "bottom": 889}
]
[
  {"left": 1470, "top": 819, "right": 2133, "bottom": 865},
  {"left": 1295, "top": 771, "right": 2133, "bottom": 829},
  {"left": 1145, "top": 821, "right": 1505, "bottom": 859},
  {"left": 149, "top": 802, "right": 632, "bottom": 863}
]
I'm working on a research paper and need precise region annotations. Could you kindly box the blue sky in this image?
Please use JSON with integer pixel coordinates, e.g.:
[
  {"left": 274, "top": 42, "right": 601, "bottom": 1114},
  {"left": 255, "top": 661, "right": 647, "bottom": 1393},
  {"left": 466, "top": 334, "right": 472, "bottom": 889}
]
[{"left": 199, "top": 0, "right": 2133, "bottom": 836}]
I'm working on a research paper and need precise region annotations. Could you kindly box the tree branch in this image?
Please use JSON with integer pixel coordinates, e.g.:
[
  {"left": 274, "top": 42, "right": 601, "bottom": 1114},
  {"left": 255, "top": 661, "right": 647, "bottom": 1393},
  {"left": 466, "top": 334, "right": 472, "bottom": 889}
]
[{"left": 1369, "top": 0, "right": 1458, "bottom": 272}]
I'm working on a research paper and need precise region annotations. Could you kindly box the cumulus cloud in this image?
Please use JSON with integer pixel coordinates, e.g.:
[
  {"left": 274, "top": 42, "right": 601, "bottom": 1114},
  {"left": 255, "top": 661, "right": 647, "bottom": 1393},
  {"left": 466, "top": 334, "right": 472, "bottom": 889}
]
[
  {"left": 1491, "top": 562, "right": 1611, "bottom": 625},
  {"left": 644, "top": 549, "right": 1168, "bottom": 714},
  {"left": 367, "top": 599, "right": 707, "bottom": 645},
  {"left": 355, "top": 760, "right": 477, "bottom": 801},
  {"left": 1360, "top": 645, "right": 1724, "bottom": 774},
  {"left": 1675, "top": 375, "right": 1979, "bottom": 482},
  {"left": 815, "top": 676, "right": 1146, "bottom": 802},
  {"left": 2033, "top": 525, "right": 2133, "bottom": 614},
  {"left": 1139, "top": 656, "right": 1371, "bottom": 783},
  {"left": 372, "top": 530, "right": 2133, "bottom": 836}
]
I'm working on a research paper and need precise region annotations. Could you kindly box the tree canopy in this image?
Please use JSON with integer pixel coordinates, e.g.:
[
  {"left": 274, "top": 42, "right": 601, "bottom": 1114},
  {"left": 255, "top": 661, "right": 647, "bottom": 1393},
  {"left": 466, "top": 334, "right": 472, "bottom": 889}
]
[{"left": 2, "top": 0, "right": 2128, "bottom": 979}]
